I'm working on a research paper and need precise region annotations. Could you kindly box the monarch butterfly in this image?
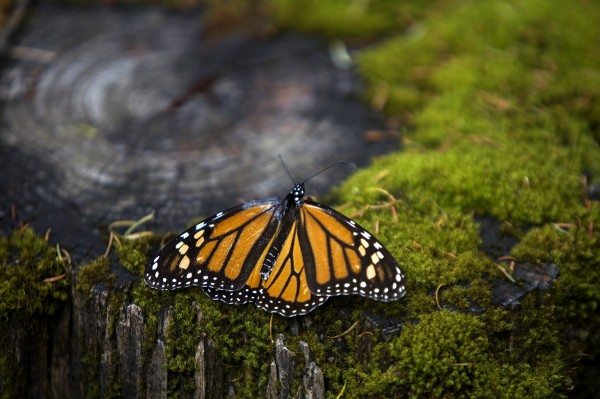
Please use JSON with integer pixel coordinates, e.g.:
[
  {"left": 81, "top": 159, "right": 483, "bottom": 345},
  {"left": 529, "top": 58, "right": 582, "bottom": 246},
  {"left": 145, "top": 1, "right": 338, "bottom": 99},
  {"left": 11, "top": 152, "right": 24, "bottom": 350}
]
[{"left": 144, "top": 164, "right": 406, "bottom": 317}]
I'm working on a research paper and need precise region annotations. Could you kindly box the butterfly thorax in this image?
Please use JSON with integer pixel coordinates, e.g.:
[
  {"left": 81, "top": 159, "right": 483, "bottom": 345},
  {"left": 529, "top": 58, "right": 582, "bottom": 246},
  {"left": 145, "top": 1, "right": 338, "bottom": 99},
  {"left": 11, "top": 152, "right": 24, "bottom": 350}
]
[{"left": 282, "top": 183, "right": 306, "bottom": 210}]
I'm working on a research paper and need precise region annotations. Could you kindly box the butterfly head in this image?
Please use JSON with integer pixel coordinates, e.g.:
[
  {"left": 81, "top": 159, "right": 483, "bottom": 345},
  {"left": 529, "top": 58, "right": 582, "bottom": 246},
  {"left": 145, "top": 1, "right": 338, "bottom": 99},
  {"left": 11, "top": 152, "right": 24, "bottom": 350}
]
[{"left": 289, "top": 183, "right": 305, "bottom": 205}]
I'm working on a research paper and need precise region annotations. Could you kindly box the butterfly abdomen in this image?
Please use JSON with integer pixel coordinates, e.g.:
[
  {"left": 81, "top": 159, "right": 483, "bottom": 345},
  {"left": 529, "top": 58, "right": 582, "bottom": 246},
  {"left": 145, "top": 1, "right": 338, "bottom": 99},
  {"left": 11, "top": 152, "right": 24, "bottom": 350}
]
[{"left": 261, "top": 247, "right": 279, "bottom": 280}]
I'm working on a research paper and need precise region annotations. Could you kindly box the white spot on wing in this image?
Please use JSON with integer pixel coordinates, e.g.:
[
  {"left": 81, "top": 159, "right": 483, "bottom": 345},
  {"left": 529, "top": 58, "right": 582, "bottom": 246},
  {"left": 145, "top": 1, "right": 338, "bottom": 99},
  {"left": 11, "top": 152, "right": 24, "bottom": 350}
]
[{"left": 366, "top": 265, "right": 376, "bottom": 280}]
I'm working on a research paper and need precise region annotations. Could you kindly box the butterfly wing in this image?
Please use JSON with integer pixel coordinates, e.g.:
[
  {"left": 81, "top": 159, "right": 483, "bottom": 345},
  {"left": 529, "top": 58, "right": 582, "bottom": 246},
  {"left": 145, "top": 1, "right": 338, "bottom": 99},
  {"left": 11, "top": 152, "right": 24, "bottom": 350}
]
[
  {"left": 202, "top": 286, "right": 259, "bottom": 306},
  {"left": 145, "top": 198, "right": 282, "bottom": 298},
  {"left": 250, "top": 209, "right": 328, "bottom": 317},
  {"left": 145, "top": 190, "right": 406, "bottom": 317},
  {"left": 298, "top": 200, "right": 406, "bottom": 301}
]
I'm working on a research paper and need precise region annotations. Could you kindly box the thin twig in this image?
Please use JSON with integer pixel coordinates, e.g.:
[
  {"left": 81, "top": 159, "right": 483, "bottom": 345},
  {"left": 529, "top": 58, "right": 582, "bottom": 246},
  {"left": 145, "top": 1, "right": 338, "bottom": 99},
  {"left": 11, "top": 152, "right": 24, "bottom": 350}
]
[
  {"left": 497, "top": 264, "right": 516, "bottom": 283},
  {"left": 43, "top": 274, "right": 66, "bottom": 283},
  {"left": 335, "top": 380, "right": 347, "bottom": 399},
  {"left": 327, "top": 320, "right": 360, "bottom": 339},
  {"left": 435, "top": 284, "right": 445, "bottom": 310},
  {"left": 103, "top": 231, "right": 115, "bottom": 258},
  {"left": 124, "top": 211, "right": 155, "bottom": 236}
]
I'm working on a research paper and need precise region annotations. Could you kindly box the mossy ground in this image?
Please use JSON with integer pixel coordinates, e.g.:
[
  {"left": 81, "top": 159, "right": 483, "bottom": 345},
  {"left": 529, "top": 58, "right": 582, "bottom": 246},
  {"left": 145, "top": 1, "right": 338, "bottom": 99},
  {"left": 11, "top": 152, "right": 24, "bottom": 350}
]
[
  {"left": 3, "top": 0, "right": 600, "bottom": 397},
  {"left": 0, "top": 227, "right": 70, "bottom": 397},
  {"left": 0, "top": 227, "right": 69, "bottom": 320}
]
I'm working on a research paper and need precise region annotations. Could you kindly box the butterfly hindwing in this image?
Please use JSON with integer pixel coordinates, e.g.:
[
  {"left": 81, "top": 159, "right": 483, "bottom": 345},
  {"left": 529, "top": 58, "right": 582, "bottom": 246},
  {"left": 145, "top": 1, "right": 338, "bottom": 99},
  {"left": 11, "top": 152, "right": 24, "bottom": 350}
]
[
  {"left": 255, "top": 211, "right": 328, "bottom": 316},
  {"left": 203, "top": 286, "right": 259, "bottom": 306},
  {"left": 144, "top": 198, "right": 281, "bottom": 292},
  {"left": 299, "top": 200, "right": 406, "bottom": 302}
]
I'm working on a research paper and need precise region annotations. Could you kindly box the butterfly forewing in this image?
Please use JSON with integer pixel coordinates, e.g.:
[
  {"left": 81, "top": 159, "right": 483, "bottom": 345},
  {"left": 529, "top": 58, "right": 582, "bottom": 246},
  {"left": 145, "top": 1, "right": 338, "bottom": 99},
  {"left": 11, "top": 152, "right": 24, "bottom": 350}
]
[
  {"left": 144, "top": 198, "right": 281, "bottom": 291},
  {"left": 299, "top": 201, "right": 406, "bottom": 301}
]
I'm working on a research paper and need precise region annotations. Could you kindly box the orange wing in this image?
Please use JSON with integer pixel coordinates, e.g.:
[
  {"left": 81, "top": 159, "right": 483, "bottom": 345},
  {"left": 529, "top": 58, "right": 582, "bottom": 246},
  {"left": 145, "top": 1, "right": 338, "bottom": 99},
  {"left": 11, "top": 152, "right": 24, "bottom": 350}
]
[
  {"left": 299, "top": 200, "right": 406, "bottom": 302},
  {"left": 145, "top": 198, "right": 281, "bottom": 301},
  {"left": 252, "top": 217, "right": 328, "bottom": 316}
]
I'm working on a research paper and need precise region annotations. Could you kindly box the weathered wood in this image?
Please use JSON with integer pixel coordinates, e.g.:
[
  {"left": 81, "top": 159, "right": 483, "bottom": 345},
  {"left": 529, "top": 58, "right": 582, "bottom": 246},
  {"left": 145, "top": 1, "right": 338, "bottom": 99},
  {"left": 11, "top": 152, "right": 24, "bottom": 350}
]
[
  {"left": 201, "top": 338, "right": 225, "bottom": 399},
  {"left": 266, "top": 361, "right": 278, "bottom": 399},
  {"left": 117, "top": 304, "right": 145, "bottom": 397},
  {"left": 274, "top": 335, "right": 295, "bottom": 399},
  {"left": 147, "top": 339, "right": 167, "bottom": 399},
  {"left": 302, "top": 363, "right": 325, "bottom": 399}
]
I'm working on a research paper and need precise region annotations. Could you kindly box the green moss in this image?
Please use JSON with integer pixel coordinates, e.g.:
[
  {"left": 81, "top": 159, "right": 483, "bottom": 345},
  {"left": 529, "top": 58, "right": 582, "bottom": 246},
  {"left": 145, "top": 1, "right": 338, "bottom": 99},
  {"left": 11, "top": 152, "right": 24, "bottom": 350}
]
[
  {"left": 440, "top": 280, "right": 489, "bottom": 312},
  {"left": 512, "top": 225, "right": 600, "bottom": 363},
  {"left": 116, "top": 237, "right": 152, "bottom": 277},
  {"left": 76, "top": 256, "right": 113, "bottom": 298},
  {"left": 377, "top": 312, "right": 490, "bottom": 397},
  {"left": 0, "top": 227, "right": 69, "bottom": 321},
  {"left": 0, "top": 227, "right": 70, "bottom": 397},
  {"left": 359, "top": 0, "right": 600, "bottom": 148},
  {"left": 200, "top": 300, "right": 272, "bottom": 396},
  {"left": 338, "top": 146, "right": 587, "bottom": 226},
  {"left": 163, "top": 294, "right": 202, "bottom": 395},
  {"left": 513, "top": 224, "right": 600, "bottom": 319},
  {"left": 272, "top": 0, "right": 433, "bottom": 40},
  {"left": 340, "top": 310, "right": 564, "bottom": 398}
]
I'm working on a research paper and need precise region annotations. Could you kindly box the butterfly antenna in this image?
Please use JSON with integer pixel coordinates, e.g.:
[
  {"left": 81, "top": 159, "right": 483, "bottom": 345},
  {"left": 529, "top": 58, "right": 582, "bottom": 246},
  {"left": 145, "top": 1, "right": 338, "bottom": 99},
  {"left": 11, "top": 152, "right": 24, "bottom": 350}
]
[
  {"left": 279, "top": 154, "right": 297, "bottom": 184},
  {"left": 302, "top": 160, "right": 346, "bottom": 184}
]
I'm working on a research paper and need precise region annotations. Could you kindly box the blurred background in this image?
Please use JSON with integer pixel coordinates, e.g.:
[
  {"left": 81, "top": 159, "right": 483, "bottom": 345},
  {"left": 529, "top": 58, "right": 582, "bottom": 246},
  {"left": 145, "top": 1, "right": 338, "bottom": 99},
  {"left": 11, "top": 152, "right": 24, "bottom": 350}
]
[{"left": 0, "top": 0, "right": 408, "bottom": 257}]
